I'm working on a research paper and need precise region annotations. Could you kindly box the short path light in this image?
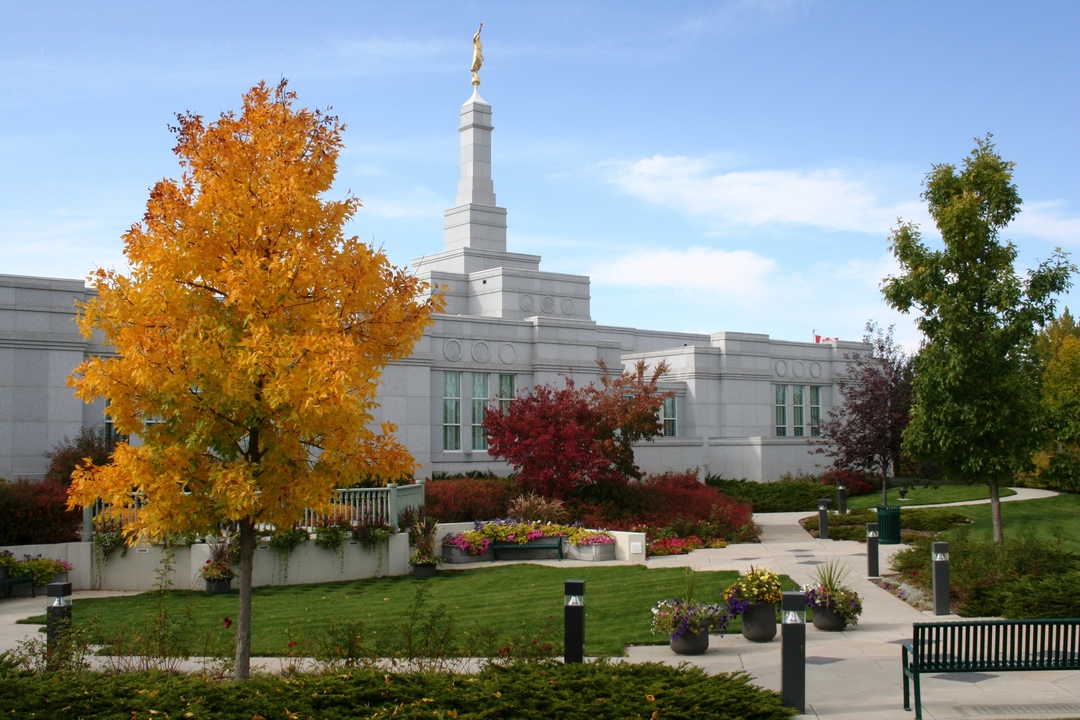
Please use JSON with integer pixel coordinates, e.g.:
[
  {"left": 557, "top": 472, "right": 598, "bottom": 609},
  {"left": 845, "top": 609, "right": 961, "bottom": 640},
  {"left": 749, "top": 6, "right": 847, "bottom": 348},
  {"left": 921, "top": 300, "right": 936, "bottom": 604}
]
[
  {"left": 837, "top": 481, "right": 847, "bottom": 515},
  {"left": 45, "top": 581, "right": 73, "bottom": 671},
  {"left": 932, "top": 542, "right": 950, "bottom": 615},
  {"left": 817, "top": 498, "right": 831, "bottom": 540},
  {"left": 564, "top": 579, "right": 584, "bottom": 663},
  {"left": 781, "top": 590, "right": 806, "bottom": 713},
  {"left": 866, "top": 523, "right": 880, "bottom": 578}
]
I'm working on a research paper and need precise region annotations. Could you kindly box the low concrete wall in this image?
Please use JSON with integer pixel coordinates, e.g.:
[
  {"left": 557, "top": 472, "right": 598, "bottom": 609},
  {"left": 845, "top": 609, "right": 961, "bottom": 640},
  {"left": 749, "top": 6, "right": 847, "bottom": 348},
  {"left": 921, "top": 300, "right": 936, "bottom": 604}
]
[
  {"left": 2, "top": 535, "right": 410, "bottom": 593},
  {"left": 434, "top": 523, "right": 646, "bottom": 564}
]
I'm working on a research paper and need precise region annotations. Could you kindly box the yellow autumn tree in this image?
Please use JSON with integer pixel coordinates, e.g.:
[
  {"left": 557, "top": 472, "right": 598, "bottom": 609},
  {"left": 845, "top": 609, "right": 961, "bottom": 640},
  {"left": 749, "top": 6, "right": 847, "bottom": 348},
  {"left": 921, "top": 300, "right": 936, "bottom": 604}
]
[{"left": 68, "top": 80, "right": 441, "bottom": 679}]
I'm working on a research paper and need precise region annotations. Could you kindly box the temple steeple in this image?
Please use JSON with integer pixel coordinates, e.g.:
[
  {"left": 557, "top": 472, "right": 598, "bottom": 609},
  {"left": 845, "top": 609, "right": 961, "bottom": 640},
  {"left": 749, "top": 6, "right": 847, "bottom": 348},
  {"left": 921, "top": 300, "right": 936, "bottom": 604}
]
[{"left": 443, "top": 88, "right": 508, "bottom": 253}]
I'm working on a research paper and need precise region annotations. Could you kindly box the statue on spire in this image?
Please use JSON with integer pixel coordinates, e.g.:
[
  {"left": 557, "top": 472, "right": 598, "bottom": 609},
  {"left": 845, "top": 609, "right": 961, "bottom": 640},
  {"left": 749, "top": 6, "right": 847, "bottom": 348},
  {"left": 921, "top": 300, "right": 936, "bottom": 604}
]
[{"left": 471, "top": 23, "right": 484, "bottom": 87}]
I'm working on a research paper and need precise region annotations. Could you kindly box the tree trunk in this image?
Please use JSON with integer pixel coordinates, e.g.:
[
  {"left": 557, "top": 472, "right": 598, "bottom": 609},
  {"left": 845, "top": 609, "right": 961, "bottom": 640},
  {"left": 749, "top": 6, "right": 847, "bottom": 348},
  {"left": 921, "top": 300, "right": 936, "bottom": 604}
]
[
  {"left": 234, "top": 518, "right": 256, "bottom": 680},
  {"left": 880, "top": 461, "right": 889, "bottom": 507},
  {"left": 989, "top": 477, "right": 1004, "bottom": 545}
]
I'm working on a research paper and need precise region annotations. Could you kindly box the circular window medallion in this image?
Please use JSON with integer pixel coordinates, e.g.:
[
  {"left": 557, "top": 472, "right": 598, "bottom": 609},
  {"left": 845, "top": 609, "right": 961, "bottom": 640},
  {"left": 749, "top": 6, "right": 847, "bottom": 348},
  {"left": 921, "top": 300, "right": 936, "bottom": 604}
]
[
  {"left": 443, "top": 339, "right": 463, "bottom": 362},
  {"left": 810, "top": 362, "right": 822, "bottom": 379},
  {"left": 561, "top": 298, "right": 575, "bottom": 315},
  {"left": 499, "top": 343, "right": 517, "bottom": 364},
  {"left": 774, "top": 360, "right": 788, "bottom": 377},
  {"left": 793, "top": 361, "right": 804, "bottom": 378},
  {"left": 471, "top": 342, "right": 490, "bottom": 363},
  {"left": 541, "top": 296, "right": 555, "bottom": 313},
  {"left": 519, "top": 295, "right": 534, "bottom": 312}
]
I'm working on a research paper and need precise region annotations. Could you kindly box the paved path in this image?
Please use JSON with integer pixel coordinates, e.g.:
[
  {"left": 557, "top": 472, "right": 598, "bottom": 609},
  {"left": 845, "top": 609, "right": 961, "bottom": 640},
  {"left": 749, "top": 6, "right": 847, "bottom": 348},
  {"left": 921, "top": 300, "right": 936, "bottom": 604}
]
[{"left": 1, "top": 487, "right": 1075, "bottom": 719}]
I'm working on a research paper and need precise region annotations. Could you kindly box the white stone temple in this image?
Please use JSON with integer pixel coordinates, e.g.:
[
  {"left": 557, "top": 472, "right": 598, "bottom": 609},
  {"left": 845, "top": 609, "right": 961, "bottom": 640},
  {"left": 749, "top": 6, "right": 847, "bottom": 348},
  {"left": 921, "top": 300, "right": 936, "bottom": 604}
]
[{"left": 0, "top": 81, "right": 867, "bottom": 484}]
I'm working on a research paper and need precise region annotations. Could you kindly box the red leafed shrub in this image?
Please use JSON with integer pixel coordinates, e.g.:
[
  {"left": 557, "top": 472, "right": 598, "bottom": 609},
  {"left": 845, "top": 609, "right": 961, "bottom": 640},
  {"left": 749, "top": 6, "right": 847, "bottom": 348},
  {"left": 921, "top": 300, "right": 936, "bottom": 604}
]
[
  {"left": 0, "top": 479, "right": 82, "bottom": 545},
  {"left": 817, "top": 469, "right": 875, "bottom": 497},
  {"left": 424, "top": 477, "right": 518, "bottom": 523}
]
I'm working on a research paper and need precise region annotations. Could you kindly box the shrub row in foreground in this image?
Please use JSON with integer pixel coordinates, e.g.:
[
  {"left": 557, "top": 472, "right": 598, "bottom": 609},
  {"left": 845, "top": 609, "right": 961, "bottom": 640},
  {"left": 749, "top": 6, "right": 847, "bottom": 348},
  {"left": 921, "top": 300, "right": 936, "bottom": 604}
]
[{"left": 0, "top": 661, "right": 796, "bottom": 720}]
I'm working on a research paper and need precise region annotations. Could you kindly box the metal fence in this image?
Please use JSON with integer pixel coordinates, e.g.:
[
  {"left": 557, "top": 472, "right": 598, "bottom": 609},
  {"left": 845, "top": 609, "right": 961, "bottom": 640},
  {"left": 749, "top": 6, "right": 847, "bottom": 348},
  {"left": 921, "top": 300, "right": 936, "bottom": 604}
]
[{"left": 87, "top": 482, "right": 426, "bottom": 536}]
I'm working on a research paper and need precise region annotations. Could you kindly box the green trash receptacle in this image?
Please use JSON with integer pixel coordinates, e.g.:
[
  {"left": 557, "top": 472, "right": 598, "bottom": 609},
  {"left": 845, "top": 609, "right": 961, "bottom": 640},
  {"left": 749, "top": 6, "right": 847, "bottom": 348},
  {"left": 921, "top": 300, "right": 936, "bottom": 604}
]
[{"left": 876, "top": 505, "right": 901, "bottom": 545}]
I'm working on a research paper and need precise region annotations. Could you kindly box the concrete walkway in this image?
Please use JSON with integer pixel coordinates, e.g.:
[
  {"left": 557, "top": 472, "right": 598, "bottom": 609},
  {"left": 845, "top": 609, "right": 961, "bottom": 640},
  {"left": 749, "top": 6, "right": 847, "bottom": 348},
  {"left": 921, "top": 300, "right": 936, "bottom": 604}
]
[{"left": 1, "top": 487, "right": 1076, "bottom": 719}]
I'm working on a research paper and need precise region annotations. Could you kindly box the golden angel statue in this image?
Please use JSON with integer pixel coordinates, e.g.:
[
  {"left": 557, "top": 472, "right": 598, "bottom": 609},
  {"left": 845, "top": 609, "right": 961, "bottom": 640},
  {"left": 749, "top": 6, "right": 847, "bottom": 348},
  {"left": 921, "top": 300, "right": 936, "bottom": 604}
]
[{"left": 471, "top": 23, "right": 484, "bottom": 86}]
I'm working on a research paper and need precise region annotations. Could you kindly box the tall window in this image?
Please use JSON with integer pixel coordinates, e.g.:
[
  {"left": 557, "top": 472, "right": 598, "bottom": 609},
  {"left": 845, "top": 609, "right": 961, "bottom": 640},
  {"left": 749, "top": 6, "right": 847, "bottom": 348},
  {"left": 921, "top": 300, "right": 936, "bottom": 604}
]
[
  {"left": 775, "top": 385, "right": 787, "bottom": 437},
  {"left": 792, "top": 385, "right": 805, "bottom": 437},
  {"left": 443, "top": 372, "right": 461, "bottom": 451},
  {"left": 497, "top": 374, "right": 515, "bottom": 414},
  {"left": 661, "top": 395, "right": 677, "bottom": 437},
  {"left": 471, "top": 373, "right": 489, "bottom": 450},
  {"left": 810, "top": 386, "right": 821, "bottom": 436}
]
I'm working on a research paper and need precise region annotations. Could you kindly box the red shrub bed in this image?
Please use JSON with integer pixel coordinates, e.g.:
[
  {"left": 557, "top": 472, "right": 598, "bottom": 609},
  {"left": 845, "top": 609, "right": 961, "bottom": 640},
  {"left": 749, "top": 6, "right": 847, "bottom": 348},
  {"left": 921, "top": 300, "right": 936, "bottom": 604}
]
[
  {"left": 424, "top": 477, "right": 518, "bottom": 523},
  {"left": 816, "top": 469, "right": 876, "bottom": 497},
  {"left": 0, "top": 479, "right": 82, "bottom": 545}
]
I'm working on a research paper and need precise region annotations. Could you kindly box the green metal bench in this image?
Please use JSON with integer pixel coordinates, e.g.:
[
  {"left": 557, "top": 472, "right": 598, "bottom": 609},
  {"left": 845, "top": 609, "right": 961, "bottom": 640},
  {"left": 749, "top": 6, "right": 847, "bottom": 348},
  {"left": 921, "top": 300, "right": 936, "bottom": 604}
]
[
  {"left": 903, "top": 619, "right": 1080, "bottom": 719},
  {"left": 491, "top": 536, "right": 563, "bottom": 561},
  {"left": 0, "top": 575, "right": 35, "bottom": 599}
]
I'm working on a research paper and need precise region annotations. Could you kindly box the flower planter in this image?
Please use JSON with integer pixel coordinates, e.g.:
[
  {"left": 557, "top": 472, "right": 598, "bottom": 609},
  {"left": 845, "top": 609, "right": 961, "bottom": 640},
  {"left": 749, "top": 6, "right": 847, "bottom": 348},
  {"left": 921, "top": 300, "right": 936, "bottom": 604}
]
[
  {"left": 670, "top": 630, "right": 710, "bottom": 655},
  {"left": 412, "top": 563, "right": 438, "bottom": 578},
  {"left": 567, "top": 543, "right": 616, "bottom": 562},
  {"left": 205, "top": 578, "right": 233, "bottom": 595},
  {"left": 741, "top": 601, "right": 777, "bottom": 642},
  {"left": 811, "top": 605, "right": 848, "bottom": 632},
  {"left": 441, "top": 545, "right": 492, "bottom": 564},
  {"left": 52, "top": 571, "right": 69, "bottom": 585}
]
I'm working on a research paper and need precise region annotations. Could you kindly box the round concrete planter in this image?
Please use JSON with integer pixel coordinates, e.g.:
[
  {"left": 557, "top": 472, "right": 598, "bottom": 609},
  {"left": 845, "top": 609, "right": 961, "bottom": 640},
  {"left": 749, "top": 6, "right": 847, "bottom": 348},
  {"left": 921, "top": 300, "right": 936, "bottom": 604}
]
[{"left": 741, "top": 602, "right": 777, "bottom": 642}]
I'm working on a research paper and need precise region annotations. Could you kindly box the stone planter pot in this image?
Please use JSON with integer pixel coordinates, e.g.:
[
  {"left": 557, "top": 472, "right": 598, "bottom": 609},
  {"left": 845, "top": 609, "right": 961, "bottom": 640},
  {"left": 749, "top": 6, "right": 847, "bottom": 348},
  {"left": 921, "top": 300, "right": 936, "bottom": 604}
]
[
  {"left": 52, "top": 571, "right": 69, "bottom": 585},
  {"left": 670, "top": 630, "right": 710, "bottom": 655},
  {"left": 412, "top": 563, "right": 438, "bottom": 578},
  {"left": 811, "top": 605, "right": 848, "bottom": 632},
  {"left": 205, "top": 578, "right": 233, "bottom": 595},
  {"left": 567, "top": 543, "right": 616, "bottom": 562},
  {"left": 741, "top": 601, "right": 778, "bottom": 642},
  {"left": 441, "top": 545, "right": 492, "bottom": 563}
]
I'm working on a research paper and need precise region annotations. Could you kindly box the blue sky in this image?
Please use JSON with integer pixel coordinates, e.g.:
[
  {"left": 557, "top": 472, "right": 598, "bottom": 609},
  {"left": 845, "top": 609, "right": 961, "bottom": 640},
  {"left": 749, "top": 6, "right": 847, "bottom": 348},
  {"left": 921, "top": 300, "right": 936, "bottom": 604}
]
[{"left": 2, "top": 1, "right": 1077, "bottom": 352}]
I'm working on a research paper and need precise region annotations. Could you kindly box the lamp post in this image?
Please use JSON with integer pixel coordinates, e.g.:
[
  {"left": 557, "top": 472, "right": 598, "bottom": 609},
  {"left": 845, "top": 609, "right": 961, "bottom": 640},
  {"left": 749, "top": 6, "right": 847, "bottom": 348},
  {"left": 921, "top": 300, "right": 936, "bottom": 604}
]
[
  {"left": 932, "top": 542, "right": 950, "bottom": 616},
  {"left": 866, "top": 523, "right": 880, "bottom": 578},
  {"left": 781, "top": 590, "right": 806, "bottom": 713},
  {"left": 817, "top": 498, "right": 831, "bottom": 540},
  {"left": 45, "top": 581, "right": 73, "bottom": 671},
  {"left": 837, "top": 481, "right": 847, "bottom": 515},
  {"left": 564, "top": 579, "right": 585, "bottom": 663}
]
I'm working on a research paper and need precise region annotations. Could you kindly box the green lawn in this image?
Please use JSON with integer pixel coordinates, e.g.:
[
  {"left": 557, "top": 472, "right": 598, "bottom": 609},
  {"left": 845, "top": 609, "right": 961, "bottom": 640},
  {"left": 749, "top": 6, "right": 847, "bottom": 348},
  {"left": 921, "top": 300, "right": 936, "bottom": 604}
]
[
  {"left": 944, "top": 492, "right": 1080, "bottom": 554},
  {"left": 30, "top": 564, "right": 799, "bottom": 658},
  {"left": 846, "top": 484, "right": 1015, "bottom": 510}
]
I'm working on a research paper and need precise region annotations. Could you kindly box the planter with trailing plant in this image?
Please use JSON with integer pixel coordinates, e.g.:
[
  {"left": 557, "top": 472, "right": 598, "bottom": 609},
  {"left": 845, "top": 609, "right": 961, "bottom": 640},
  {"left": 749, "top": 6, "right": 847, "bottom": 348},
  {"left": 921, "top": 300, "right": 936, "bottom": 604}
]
[
  {"left": 804, "top": 560, "right": 863, "bottom": 631},
  {"left": 566, "top": 529, "right": 616, "bottom": 561},
  {"left": 199, "top": 531, "right": 235, "bottom": 595},
  {"left": 408, "top": 509, "right": 440, "bottom": 577},
  {"left": 651, "top": 569, "right": 733, "bottom": 655},
  {"left": 723, "top": 566, "right": 783, "bottom": 643}
]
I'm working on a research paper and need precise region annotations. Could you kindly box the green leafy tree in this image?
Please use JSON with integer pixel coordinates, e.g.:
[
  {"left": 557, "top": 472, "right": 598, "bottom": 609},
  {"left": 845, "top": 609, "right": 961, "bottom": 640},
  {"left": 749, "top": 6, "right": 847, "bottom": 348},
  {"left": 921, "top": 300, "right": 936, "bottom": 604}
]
[
  {"left": 882, "top": 136, "right": 1074, "bottom": 543},
  {"left": 1029, "top": 309, "right": 1080, "bottom": 491}
]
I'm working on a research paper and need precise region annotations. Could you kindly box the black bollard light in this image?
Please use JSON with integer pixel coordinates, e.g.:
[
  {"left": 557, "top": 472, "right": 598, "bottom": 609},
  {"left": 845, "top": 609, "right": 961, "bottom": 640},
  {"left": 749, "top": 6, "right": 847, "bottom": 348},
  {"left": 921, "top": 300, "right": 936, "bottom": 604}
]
[
  {"left": 837, "top": 481, "right": 847, "bottom": 515},
  {"left": 781, "top": 590, "right": 806, "bottom": 713},
  {"left": 45, "top": 581, "right": 73, "bottom": 671},
  {"left": 866, "top": 523, "right": 880, "bottom": 577},
  {"left": 932, "top": 542, "right": 950, "bottom": 616},
  {"left": 564, "top": 579, "right": 585, "bottom": 663},
  {"left": 817, "top": 498, "right": 831, "bottom": 540}
]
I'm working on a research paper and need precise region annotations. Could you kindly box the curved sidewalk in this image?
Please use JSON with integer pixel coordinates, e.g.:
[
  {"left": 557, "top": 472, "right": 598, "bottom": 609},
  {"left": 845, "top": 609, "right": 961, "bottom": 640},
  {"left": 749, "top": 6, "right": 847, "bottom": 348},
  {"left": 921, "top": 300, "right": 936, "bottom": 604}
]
[{"left": 632, "top": 487, "right": 1078, "bottom": 719}]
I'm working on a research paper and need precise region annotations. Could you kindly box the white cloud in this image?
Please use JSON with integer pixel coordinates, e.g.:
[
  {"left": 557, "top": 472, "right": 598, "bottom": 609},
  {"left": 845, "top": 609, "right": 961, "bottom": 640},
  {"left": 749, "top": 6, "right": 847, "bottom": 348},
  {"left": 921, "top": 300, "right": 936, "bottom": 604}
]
[
  {"left": 589, "top": 245, "right": 775, "bottom": 298},
  {"left": 608, "top": 154, "right": 926, "bottom": 234},
  {"left": 1012, "top": 201, "right": 1080, "bottom": 246},
  {"left": 359, "top": 189, "right": 447, "bottom": 219}
]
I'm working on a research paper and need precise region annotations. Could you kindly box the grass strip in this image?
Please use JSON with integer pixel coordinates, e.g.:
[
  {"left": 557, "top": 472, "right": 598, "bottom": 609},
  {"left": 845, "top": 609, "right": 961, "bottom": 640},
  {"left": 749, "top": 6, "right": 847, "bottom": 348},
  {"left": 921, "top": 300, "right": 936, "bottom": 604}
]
[
  {"left": 26, "top": 564, "right": 773, "bottom": 657},
  {"left": 845, "top": 484, "right": 1015, "bottom": 510}
]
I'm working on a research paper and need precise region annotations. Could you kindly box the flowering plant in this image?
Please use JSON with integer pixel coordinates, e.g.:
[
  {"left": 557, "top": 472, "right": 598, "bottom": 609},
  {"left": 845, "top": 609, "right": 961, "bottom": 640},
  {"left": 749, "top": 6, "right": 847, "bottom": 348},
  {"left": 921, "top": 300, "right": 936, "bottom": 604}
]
[
  {"left": 443, "top": 531, "right": 491, "bottom": 555},
  {"left": 566, "top": 528, "right": 615, "bottom": 546},
  {"left": 803, "top": 560, "right": 863, "bottom": 625},
  {"left": 650, "top": 568, "right": 733, "bottom": 640},
  {"left": 13, "top": 555, "right": 72, "bottom": 585},
  {"left": 200, "top": 532, "right": 235, "bottom": 581},
  {"left": 651, "top": 598, "right": 731, "bottom": 640},
  {"left": 0, "top": 550, "right": 17, "bottom": 572},
  {"left": 723, "top": 566, "right": 783, "bottom": 606}
]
